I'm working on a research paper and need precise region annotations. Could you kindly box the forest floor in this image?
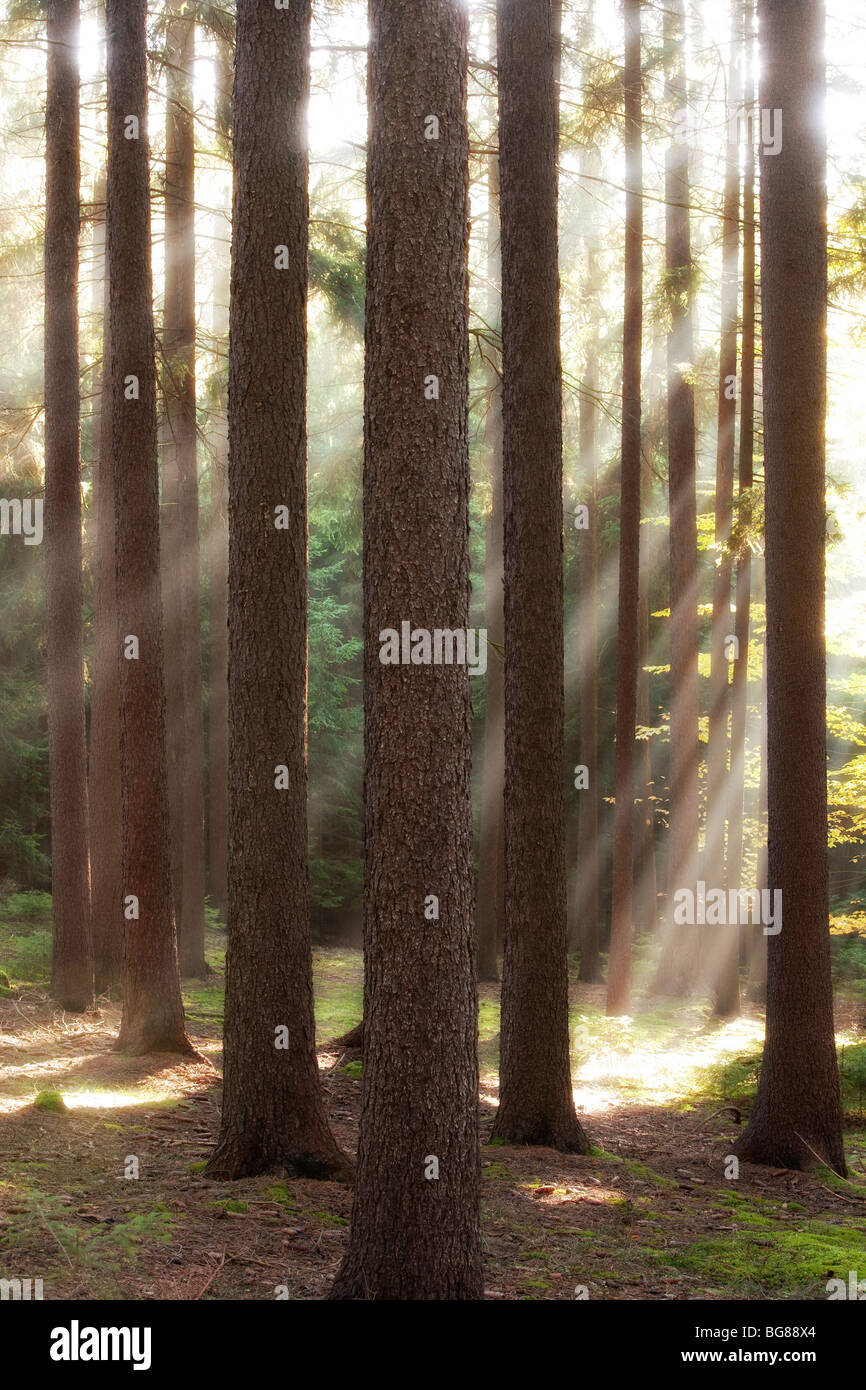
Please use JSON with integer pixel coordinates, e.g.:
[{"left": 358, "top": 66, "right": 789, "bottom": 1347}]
[{"left": 1, "top": 911, "right": 865, "bottom": 1300}]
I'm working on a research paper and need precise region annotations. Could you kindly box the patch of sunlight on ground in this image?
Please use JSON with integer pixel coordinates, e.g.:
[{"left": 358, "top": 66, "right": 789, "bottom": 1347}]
[
  {"left": 570, "top": 1013, "right": 768, "bottom": 1113},
  {"left": 61, "top": 1089, "right": 171, "bottom": 1110}
]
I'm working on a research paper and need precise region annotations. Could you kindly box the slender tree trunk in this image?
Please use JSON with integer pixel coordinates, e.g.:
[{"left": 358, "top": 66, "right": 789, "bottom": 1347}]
[
  {"left": 726, "top": 0, "right": 757, "bottom": 1011},
  {"left": 710, "top": 3, "right": 742, "bottom": 1018},
  {"left": 161, "top": 2, "right": 207, "bottom": 976},
  {"left": 206, "top": 36, "right": 232, "bottom": 921},
  {"left": 634, "top": 483, "right": 658, "bottom": 937},
  {"left": 476, "top": 144, "right": 503, "bottom": 984},
  {"left": 46, "top": 0, "right": 92, "bottom": 1013},
  {"left": 491, "top": 0, "right": 588, "bottom": 1152},
  {"left": 107, "top": 0, "right": 193, "bottom": 1056},
  {"left": 734, "top": 0, "right": 845, "bottom": 1175},
  {"left": 607, "top": 0, "right": 643, "bottom": 1016},
  {"left": 575, "top": 349, "right": 602, "bottom": 980},
  {"left": 89, "top": 159, "right": 123, "bottom": 997},
  {"left": 206, "top": 0, "right": 349, "bottom": 1181},
  {"left": 330, "top": 0, "right": 482, "bottom": 1298},
  {"left": 654, "top": 0, "right": 700, "bottom": 997}
]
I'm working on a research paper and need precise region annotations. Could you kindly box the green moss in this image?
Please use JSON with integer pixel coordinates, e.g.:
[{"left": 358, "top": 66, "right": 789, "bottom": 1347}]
[
  {"left": 301, "top": 1207, "right": 347, "bottom": 1227},
  {"left": 341, "top": 1059, "right": 362, "bottom": 1077},
  {"left": 33, "top": 1089, "right": 67, "bottom": 1114},
  {"left": 264, "top": 1182, "right": 296, "bottom": 1212},
  {"left": 483, "top": 1162, "right": 509, "bottom": 1180}
]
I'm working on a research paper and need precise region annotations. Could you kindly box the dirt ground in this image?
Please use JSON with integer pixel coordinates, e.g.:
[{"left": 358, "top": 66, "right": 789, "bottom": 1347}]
[{"left": 1, "top": 962, "right": 864, "bottom": 1301}]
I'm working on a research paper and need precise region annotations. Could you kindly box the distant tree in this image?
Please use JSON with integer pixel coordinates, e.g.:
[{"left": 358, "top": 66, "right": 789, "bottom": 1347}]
[
  {"left": 206, "top": 0, "right": 348, "bottom": 1179},
  {"left": 89, "top": 163, "right": 123, "bottom": 996},
  {"left": 607, "top": 0, "right": 643, "bottom": 1016},
  {"left": 654, "top": 0, "right": 700, "bottom": 998},
  {"left": 727, "top": 0, "right": 757, "bottom": 1002},
  {"left": 162, "top": 0, "right": 206, "bottom": 976},
  {"left": 45, "top": 0, "right": 92, "bottom": 1013},
  {"left": 107, "top": 0, "right": 193, "bottom": 1055},
  {"left": 476, "top": 142, "right": 503, "bottom": 985},
  {"left": 734, "top": 0, "right": 845, "bottom": 1174},
  {"left": 709, "top": 0, "right": 742, "bottom": 1018},
  {"left": 330, "top": 0, "right": 483, "bottom": 1297},
  {"left": 206, "top": 34, "right": 232, "bottom": 922},
  {"left": 492, "top": 0, "right": 589, "bottom": 1151}
]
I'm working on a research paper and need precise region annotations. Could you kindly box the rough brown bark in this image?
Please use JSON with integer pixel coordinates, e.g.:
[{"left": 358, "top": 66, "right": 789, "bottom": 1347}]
[
  {"left": 330, "top": 0, "right": 483, "bottom": 1298},
  {"left": 107, "top": 0, "right": 193, "bottom": 1056},
  {"left": 162, "top": 2, "right": 207, "bottom": 977},
  {"left": 491, "top": 0, "right": 588, "bottom": 1152},
  {"left": 653, "top": 0, "right": 701, "bottom": 998},
  {"left": 709, "top": 2, "right": 742, "bottom": 1018},
  {"left": 206, "top": 0, "right": 348, "bottom": 1181},
  {"left": 607, "top": 0, "right": 642, "bottom": 1016},
  {"left": 734, "top": 0, "right": 845, "bottom": 1175},
  {"left": 45, "top": 0, "right": 92, "bottom": 1014}
]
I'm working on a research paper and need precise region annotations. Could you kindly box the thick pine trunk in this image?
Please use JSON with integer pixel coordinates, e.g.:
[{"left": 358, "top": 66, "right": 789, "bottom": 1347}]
[
  {"left": 106, "top": 0, "right": 193, "bottom": 1056},
  {"left": 734, "top": 0, "right": 845, "bottom": 1175},
  {"left": 654, "top": 0, "right": 701, "bottom": 998},
  {"left": 330, "top": 0, "right": 483, "bottom": 1298},
  {"left": 491, "top": 0, "right": 588, "bottom": 1152},
  {"left": 45, "top": 0, "right": 92, "bottom": 1014},
  {"left": 607, "top": 0, "right": 642, "bottom": 1015},
  {"left": 206, "top": 0, "right": 348, "bottom": 1181}
]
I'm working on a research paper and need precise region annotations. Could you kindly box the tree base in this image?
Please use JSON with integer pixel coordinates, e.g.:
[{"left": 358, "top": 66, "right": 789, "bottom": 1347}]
[
  {"left": 331, "top": 1021, "right": 364, "bottom": 1051},
  {"left": 113, "top": 1027, "right": 201, "bottom": 1059},
  {"left": 205, "top": 1133, "right": 353, "bottom": 1184},
  {"left": 491, "top": 1113, "right": 590, "bottom": 1154},
  {"left": 733, "top": 1124, "right": 847, "bottom": 1178}
]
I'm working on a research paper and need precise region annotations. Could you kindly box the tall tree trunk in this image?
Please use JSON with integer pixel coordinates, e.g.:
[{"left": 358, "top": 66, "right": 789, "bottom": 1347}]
[
  {"left": 206, "top": 34, "right": 232, "bottom": 921},
  {"left": 710, "top": 2, "right": 742, "bottom": 1018},
  {"left": 45, "top": 0, "right": 92, "bottom": 1013},
  {"left": 575, "top": 348, "right": 602, "bottom": 980},
  {"left": 162, "top": 2, "right": 207, "bottom": 976},
  {"left": 107, "top": 0, "right": 193, "bottom": 1056},
  {"left": 330, "top": 0, "right": 482, "bottom": 1298},
  {"left": 206, "top": 0, "right": 348, "bottom": 1181},
  {"left": 634, "top": 474, "right": 658, "bottom": 937},
  {"left": 89, "top": 157, "right": 123, "bottom": 997},
  {"left": 654, "top": 0, "right": 700, "bottom": 998},
  {"left": 476, "top": 143, "right": 503, "bottom": 984},
  {"left": 491, "top": 0, "right": 588, "bottom": 1151},
  {"left": 607, "top": 0, "right": 643, "bottom": 1016},
  {"left": 726, "top": 0, "right": 757, "bottom": 1012},
  {"left": 734, "top": 0, "right": 845, "bottom": 1175}
]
